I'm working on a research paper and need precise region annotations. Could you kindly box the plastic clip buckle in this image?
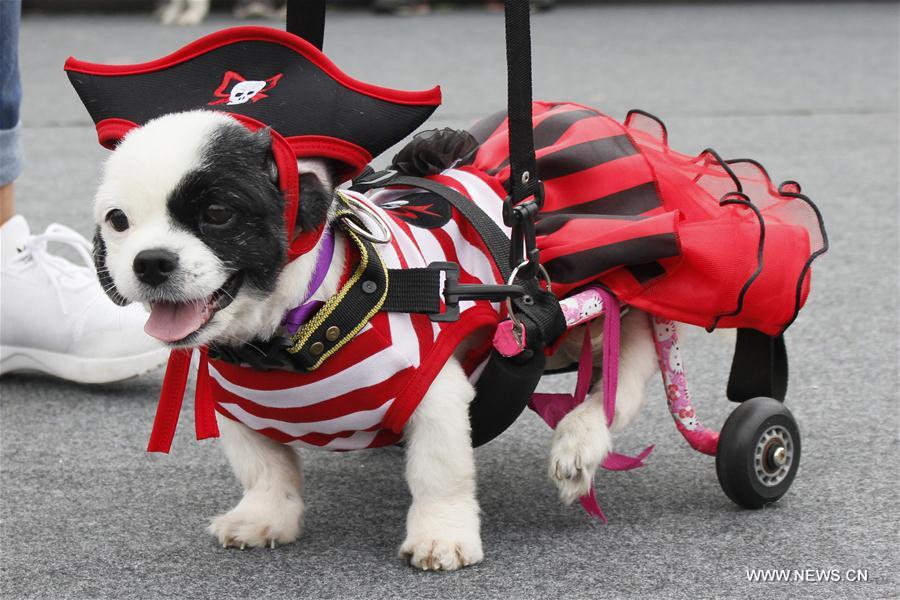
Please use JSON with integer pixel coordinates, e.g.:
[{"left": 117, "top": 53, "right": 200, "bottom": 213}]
[{"left": 427, "top": 262, "right": 526, "bottom": 322}]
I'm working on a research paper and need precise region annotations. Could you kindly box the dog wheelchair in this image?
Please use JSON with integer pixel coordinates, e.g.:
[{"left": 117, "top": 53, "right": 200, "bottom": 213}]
[{"left": 65, "top": 0, "right": 825, "bottom": 520}]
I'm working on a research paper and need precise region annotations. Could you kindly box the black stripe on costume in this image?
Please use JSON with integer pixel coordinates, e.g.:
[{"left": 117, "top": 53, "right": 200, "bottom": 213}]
[
  {"left": 627, "top": 262, "right": 667, "bottom": 284},
  {"left": 533, "top": 108, "right": 600, "bottom": 148},
  {"left": 467, "top": 109, "right": 507, "bottom": 144},
  {"left": 544, "top": 233, "right": 679, "bottom": 284},
  {"left": 535, "top": 213, "right": 647, "bottom": 237},
  {"left": 487, "top": 108, "right": 600, "bottom": 175},
  {"left": 536, "top": 135, "right": 637, "bottom": 181},
  {"left": 541, "top": 182, "right": 661, "bottom": 217}
]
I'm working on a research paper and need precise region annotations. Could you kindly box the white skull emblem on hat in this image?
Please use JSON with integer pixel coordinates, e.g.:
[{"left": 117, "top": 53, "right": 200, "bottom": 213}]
[
  {"left": 228, "top": 80, "right": 267, "bottom": 106},
  {"left": 208, "top": 71, "right": 283, "bottom": 107}
]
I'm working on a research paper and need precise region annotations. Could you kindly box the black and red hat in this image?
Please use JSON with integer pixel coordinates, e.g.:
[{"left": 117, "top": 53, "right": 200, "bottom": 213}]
[{"left": 65, "top": 25, "right": 441, "bottom": 257}]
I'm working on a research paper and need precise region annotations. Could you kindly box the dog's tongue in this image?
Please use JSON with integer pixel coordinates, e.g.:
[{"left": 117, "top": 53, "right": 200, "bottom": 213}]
[{"left": 144, "top": 301, "right": 208, "bottom": 343}]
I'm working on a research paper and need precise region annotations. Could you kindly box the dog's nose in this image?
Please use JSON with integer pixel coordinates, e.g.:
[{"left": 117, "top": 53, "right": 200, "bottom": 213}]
[{"left": 133, "top": 249, "right": 179, "bottom": 287}]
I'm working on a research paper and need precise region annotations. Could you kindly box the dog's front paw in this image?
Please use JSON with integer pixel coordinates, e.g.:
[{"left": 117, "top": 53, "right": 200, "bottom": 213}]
[
  {"left": 400, "top": 502, "right": 483, "bottom": 571},
  {"left": 549, "top": 403, "right": 612, "bottom": 505},
  {"left": 400, "top": 532, "right": 483, "bottom": 571},
  {"left": 208, "top": 489, "right": 304, "bottom": 549}
]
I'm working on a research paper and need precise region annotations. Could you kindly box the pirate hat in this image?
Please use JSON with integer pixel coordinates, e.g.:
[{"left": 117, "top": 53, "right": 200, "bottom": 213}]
[{"left": 65, "top": 26, "right": 441, "bottom": 256}]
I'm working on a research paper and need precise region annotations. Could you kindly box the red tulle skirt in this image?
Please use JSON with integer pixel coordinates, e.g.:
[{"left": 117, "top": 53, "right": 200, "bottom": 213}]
[{"left": 467, "top": 102, "right": 826, "bottom": 336}]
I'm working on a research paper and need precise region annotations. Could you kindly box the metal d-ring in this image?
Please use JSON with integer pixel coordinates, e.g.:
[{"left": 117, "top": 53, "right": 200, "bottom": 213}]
[
  {"left": 335, "top": 190, "right": 392, "bottom": 244},
  {"left": 504, "top": 259, "right": 553, "bottom": 334}
]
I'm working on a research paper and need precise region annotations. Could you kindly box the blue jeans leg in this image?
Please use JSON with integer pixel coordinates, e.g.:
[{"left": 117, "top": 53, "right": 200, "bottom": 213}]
[{"left": 1, "top": 0, "right": 23, "bottom": 186}]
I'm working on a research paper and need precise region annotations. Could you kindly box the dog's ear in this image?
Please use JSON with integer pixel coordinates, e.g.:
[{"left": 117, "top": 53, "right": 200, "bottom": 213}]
[
  {"left": 92, "top": 227, "right": 130, "bottom": 306},
  {"left": 295, "top": 159, "right": 336, "bottom": 232}
]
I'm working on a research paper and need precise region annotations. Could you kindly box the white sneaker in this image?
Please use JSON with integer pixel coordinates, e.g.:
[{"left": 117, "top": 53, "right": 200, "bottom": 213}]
[{"left": 1, "top": 215, "right": 168, "bottom": 383}]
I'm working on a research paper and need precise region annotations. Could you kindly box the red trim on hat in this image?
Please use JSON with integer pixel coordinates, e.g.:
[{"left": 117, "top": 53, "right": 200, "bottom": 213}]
[
  {"left": 96, "top": 117, "right": 139, "bottom": 149},
  {"left": 64, "top": 26, "right": 441, "bottom": 108},
  {"left": 286, "top": 135, "right": 372, "bottom": 179}
]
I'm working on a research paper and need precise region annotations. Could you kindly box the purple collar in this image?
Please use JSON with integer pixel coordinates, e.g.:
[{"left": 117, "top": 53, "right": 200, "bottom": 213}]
[{"left": 281, "top": 228, "right": 336, "bottom": 334}]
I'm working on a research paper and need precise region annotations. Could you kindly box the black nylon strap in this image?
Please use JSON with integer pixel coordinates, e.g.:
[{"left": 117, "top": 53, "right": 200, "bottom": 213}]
[
  {"left": 372, "top": 174, "right": 512, "bottom": 282},
  {"left": 286, "top": 0, "right": 326, "bottom": 50},
  {"left": 287, "top": 221, "right": 388, "bottom": 370},
  {"left": 511, "top": 278, "right": 566, "bottom": 350},
  {"left": 470, "top": 348, "right": 545, "bottom": 447},
  {"left": 504, "top": 0, "right": 538, "bottom": 206},
  {"left": 383, "top": 268, "right": 442, "bottom": 314},
  {"left": 726, "top": 329, "right": 788, "bottom": 402}
]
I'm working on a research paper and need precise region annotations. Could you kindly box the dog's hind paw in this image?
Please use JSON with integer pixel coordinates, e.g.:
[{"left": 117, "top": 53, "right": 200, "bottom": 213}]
[
  {"left": 208, "top": 489, "right": 304, "bottom": 549},
  {"left": 400, "top": 534, "right": 483, "bottom": 571},
  {"left": 549, "top": 402, "right": 612, "bottom": 505}
]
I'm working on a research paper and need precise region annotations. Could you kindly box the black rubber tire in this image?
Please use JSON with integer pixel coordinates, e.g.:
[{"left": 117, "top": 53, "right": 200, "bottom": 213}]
[{"left": 716, "top": 397, "right": 801, "bottom": 509}]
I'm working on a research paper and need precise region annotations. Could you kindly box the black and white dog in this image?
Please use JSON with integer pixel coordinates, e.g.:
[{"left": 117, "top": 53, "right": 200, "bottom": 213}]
[{"left": 93, "top": 110, "right": 659, "bottom": 570}]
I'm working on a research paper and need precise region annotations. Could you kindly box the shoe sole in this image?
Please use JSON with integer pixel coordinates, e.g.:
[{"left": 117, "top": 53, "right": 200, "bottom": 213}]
[{"left": 0, "top": 345, "right": 169, "bottom": 384}]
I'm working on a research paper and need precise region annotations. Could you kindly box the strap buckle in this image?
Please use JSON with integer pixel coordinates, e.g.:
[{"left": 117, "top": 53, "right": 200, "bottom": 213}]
[
  {"left": 502, "top": 180, "right": 544, "bottom": 228},
  {"left": 427, "top": 261, "right": 526, "bottom": 322},
  {"left": 504, "top": 181, "right": 545, "bottom": 274}
]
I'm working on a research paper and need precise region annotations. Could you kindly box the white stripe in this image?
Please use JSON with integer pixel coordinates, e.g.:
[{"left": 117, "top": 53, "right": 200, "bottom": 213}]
[
  {"left": 288, "top": 430, "right": 379, "bottom": 451},
  {"left": 408, "top": 225, "right": 446, "bottom": 268},
  {"left": 443, "top": 168, "right": 511, "bottom": 237},
  {"left": 218, "top": 399, "right": 393, "bottom": 436},
  {"left": 207, "top": 345, "right": 411, "bottom": 408},
  {"left": 440, "top": 216, "right": 497, "bottom": 285},
  {"left": 387, "top": 312, "right": 421, "bottom": 367}
]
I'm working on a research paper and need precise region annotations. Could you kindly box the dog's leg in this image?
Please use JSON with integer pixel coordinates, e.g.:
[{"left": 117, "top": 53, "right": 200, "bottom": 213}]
[
  {"left": 208, "top": 414, "right": 305, "bottom": 549},
  {"left": 609, "top": 310, "right": 658, "bottom": 432},
  {"left": 399, "top": 358, "right": 483, "bottom": 571},
  {"left": 549, "top": 309, "right": 657, "bottom": 504}
]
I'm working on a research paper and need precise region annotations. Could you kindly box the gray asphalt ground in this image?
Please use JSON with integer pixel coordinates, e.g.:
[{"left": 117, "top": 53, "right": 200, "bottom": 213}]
[{"left": 2, "top": 3, "right": 898, "bottom": 599}]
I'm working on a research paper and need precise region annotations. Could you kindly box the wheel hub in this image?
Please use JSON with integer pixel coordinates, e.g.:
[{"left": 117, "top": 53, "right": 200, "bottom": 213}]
[{"left": 754, "top": 426, "right": 794, "bottom": 486}]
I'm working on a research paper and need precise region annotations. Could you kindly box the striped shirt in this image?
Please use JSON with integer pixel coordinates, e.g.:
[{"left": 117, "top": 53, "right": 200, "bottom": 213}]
[{"left": 207, "top": 172, "right": 508, "bottom": 451}]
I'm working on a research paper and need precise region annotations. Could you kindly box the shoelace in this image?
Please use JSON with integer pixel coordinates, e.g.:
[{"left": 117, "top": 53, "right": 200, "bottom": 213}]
[{"left": 10, "top": 223, "right": 99, "bottom": 315}]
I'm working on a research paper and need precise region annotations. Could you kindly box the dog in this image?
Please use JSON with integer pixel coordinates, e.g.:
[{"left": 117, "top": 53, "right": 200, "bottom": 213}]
[{"left": 92, "top": 109, "right": 660, "bottom": 570}]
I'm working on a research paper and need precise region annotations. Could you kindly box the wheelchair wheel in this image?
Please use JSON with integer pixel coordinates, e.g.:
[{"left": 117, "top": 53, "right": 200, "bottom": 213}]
[{"left": 716, "top": 397, "right": 801, "bottom": 509}]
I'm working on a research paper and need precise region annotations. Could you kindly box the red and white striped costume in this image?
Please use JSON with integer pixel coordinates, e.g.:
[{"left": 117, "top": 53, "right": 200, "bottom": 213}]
[{"left": 206, "top": 170, "right": 509, "bottom": 451}]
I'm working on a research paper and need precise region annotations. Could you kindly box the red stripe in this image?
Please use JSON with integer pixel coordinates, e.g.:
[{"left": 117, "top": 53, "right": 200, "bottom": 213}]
[
  {"left": 411, "top": 313, "right": 435, "bottom": 363},
  {"left": 539, "top": 212, "right": 678, "bottom": 262},
  {"left": 215, "top": 405, "right": 402, "bottom": 448},
  {"left": 493, "top": 120, "right": 628, "bottom": 183},
  {"left": 428, "top": 174, "right": 505, "bottom": 284},
  {"left": 389, "top": 214, "right": 424, "bottom": 257},
  {"left": 472, "top": 103, "right": 565, "bottom": 171},
  {"left": 542, "top": 155, "right": 655, "bottom": 213},
  {"left": 383, "top": 307, "right": 501, "bottom": 433},
  {"left": 210, "top": 328, "right": 388, "bottom": 389},
  {"left": 456, "top": 165, "right": 509, "bottom": 200},
  {"left": 211, "top": 366, "right": 413, "bottom": 423}
]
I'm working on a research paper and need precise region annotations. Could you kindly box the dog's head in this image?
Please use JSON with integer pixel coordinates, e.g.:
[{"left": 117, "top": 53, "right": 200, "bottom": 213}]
[{"left": 93, "top": 110, "right": 334, "bottom": 348}]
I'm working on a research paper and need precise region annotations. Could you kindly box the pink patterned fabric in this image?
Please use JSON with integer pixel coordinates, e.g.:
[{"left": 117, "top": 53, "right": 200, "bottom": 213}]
[{"left": 651, "top": 316, "right": 719, "bottom": 455}]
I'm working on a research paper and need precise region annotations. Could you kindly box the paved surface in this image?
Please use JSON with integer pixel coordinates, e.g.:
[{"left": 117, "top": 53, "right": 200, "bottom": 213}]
[{"left": 2, "top": 3, "right": 898, "bottom": 599}]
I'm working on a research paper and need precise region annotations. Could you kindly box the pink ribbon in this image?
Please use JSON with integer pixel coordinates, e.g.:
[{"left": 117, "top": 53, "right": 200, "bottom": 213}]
[{"left": 529, "top": 287, "right": 653, "bottom": 522}]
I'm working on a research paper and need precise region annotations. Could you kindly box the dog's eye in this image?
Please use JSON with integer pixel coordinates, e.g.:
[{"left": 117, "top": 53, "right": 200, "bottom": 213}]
[
  {"left": 203, "top": 204, "right": 234, "bottom": 226},
  {"left": 105, "top": 209, "right": 129, "bottom": 232}
]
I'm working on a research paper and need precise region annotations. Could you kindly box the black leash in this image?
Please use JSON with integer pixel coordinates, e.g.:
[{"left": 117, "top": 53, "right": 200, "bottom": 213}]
[
  {"left": 502, "top": 0, "right": 544, "bottom": 274},
  {"left": 286, "top": 0, "right": 326, "bottom": 50}
]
